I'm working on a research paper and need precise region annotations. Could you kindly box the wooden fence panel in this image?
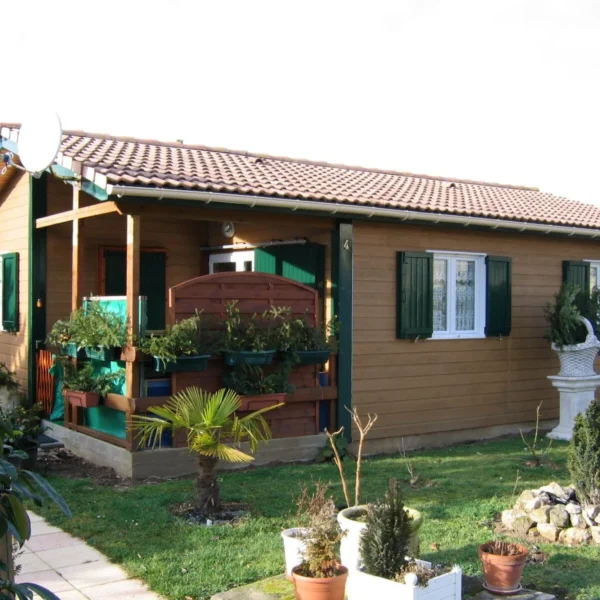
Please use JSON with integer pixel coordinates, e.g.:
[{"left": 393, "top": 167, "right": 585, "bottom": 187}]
[{"left": 36, "top": 350, "right": 55, "bottom": 416}]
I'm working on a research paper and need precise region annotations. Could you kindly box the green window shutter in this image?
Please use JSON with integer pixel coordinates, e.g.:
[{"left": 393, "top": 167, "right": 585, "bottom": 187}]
[
  {"left": 485, "top": 256, "right": 512, "bottom": 337},
  {"left": 254, "top": 244, "right": 326, "bottom": 299},
  {"left": 563, "top": 260, "right": 590, "bottom": 292},
  {"left": 2, "top": 253, "right": 19, "bottom": 332},
  {"left": 396, "top": 252, "right": 433, "bottom": 339}
]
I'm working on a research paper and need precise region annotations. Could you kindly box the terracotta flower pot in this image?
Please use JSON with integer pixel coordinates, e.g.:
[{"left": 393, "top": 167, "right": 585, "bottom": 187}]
[
  {"left": 65, "top": 390, "right": 101, "bottom": 408},
  {"left": 479, "top": 543, "right": 528, "bottom": 594},
  {"left": 291, "top": 566, "right": 348, "bottom": 600}
]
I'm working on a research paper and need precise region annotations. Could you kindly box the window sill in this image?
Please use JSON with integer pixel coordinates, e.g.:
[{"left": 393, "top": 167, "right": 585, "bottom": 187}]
[{"left": 429, "top": 333, "right": 486, "bottom": 340}]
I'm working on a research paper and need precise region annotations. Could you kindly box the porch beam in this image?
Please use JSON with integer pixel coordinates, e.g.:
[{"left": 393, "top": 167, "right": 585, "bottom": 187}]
[
  {"left": 125, "top": 214, "right": 141, "bottom": 402},
  {"left": 71, "top": 186, "right": 83, "bottom": 311},
  {"left": 36, "top": 201, "right": 123, "bottom": 228}
]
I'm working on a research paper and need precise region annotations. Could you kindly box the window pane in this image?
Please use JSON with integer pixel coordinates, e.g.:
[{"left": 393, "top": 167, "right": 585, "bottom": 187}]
[
  {"left": 433, "top": 259, "right": 447, "bottom": 331},
  {"left": 455, "top": 259, "right": 475, "bottom": 331},
  {"left": 592, "top": 267, "right": 598, "bottom": 292},
  {"left": 214, "top": 262, "right": 236, "bottom": 273},
  {"left": 243, "top": 261, "right": 253, "bottom": 272}
]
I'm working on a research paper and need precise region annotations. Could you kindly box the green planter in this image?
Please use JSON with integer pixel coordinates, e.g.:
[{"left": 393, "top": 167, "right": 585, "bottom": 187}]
[
  {"left": 85, "top": 347, "right": 122, "bottom": 362},
  {"left": 60, "top": 343, "right": 86, "bottom": 359},
  {"left": 153, "top": 355, "right": 210, "bottom": 373},
  {"left": 223, "top": 350, "right": 276, "bottom": 366},
  {"left": 295, "top": 350, "right": 330, "bottom": 365}
]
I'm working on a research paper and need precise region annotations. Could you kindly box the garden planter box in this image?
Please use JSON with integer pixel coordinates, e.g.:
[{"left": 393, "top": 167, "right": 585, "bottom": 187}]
[
  {"left": 238, "top": 393, "right": 286, "bottom": 411},
  {"left": 60, "top": 343, "right": 86, "bottom": 359},
  {"left": 347, "top": 563, "right": 462, "bottom": 600},
  {"left": 223, "top": 350, "right": 276, "bottom": 366},
  {"left": 295, "top": 350, "right": 330, "bottom": 365},
  {"left": 152, "top": 355, "right": 210, "bottom": 373},
  {"left": 85, "top": 347, "right": 122, "bottom": 362},
  {"left": 281, "top": 527, "right": 310, "bottom": 576},
  {"left": 338, "top": 506, "right": 423, "bottom": 570},
  {"left": 64, "top": 390, "right": 101, "bottom": 408}
]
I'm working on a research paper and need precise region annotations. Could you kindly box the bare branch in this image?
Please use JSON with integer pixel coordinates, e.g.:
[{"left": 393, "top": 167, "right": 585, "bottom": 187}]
[
  {"left": 347, "top": 407, "right": 378, "bottom": 505},
  {"left": 324, "top": 427, "right": 351, "bottom": 507}
]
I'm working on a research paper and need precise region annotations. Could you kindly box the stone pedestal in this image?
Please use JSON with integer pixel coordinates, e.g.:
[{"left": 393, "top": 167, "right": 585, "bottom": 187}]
[{"left": 547, "top": 375, "right": 600, "bottom": 441}]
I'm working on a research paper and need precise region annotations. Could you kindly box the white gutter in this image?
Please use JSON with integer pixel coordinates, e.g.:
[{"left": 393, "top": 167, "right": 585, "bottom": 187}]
[{"left": 105, "top": 185, "right": 600, "bottom": 239}]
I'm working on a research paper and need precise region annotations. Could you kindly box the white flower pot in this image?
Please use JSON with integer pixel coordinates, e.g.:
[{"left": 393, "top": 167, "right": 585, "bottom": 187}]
[
  {"left": 347, "top": 563, "right": 462, "bottom": 600},
  {"left": 552, "top": 317, "right": 600, "bottom": 377},
  {"left": 337, "top": 505, "right": 424, "bottom": 571},
  {"left": 281, "top": 527, "right": 310, "bottom": 576}
]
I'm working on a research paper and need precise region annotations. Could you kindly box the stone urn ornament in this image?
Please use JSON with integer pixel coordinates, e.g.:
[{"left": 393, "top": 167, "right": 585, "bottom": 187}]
[{"left": 552, "top": 317, "right": 600, "bottom": 377}]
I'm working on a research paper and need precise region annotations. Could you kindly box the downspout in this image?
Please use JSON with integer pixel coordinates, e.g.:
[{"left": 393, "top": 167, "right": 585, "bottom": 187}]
[{"left": 106, "top": 185, "right": 600, "bottom": 239}]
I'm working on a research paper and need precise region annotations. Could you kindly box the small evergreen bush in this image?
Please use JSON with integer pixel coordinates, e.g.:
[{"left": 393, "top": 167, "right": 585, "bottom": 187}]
[
  {"left": 544, "top": 283, "right": 588, "bottom": 348},
  {"left": 568, "top": 400, "right": 600, "bottom": 506},
  {"left": 360, "top": 478, "right": 412, "bottom": 580}
]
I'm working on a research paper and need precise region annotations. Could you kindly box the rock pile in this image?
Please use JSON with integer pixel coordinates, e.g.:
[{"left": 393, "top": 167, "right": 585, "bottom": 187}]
[{"left": 501, "top": 482, "right": 600, "bottom": 546}]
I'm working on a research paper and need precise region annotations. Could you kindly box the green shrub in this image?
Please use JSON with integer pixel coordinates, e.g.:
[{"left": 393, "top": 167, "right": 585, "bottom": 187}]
[
  {"left": 568, "top": 400, "right": 600, "bottom": 506},
  {"left": 544, "top": 283, "right": 588, "bottom": 348},
  {"left": 69, "top": 302, "right": 129, "bottom": 350},
  {"left": 46, "top": 318, "right": 74, "bottom": 348},
  {"left": 222, "top": 362, "right": 294, "bottom": 396},
  {"left": 360, "top": 479, "right": 412, "bottom": 580},
  {"left": 62, "top": 360, "right": 125, "bottom": 397},
  {"left": 0, "top": 362, "right": 19, "bottom": 390}
]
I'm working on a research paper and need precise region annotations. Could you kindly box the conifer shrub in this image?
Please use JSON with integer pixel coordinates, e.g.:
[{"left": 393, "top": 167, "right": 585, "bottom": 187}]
[
  {"left": 568, "top": 400, "right": 600, "bottom": 506},
  {"left": 360, "top": 478, "right": 412, "bottom": 580}
]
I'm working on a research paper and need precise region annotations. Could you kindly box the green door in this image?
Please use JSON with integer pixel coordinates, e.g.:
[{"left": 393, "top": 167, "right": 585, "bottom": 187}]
[
  {"left": 254, "top": 243, "right": 325, "bottom": 301},
  {"left": 104, "top": 250, "right": 166, "bottom": 331}
]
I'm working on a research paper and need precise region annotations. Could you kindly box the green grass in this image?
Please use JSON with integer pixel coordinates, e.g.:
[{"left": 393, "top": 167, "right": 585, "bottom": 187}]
[{"left": 35, "top": 437, "right": 600, "bottom": 600}]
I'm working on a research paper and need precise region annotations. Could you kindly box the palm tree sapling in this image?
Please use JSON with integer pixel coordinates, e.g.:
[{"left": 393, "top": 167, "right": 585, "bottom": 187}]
[{"left": 132, "top": 387, "right": 282, "bottom": 514}]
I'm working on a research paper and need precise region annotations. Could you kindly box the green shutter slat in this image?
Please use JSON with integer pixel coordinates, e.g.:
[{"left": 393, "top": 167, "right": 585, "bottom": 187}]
[
  {"left": 563, "top": 260, "right": 590, "bottom": 293},
  {"left": 485, "top": 256, "right": 512, "bottom": 337},
  {"left": 396, "top": 252, "right": 433, "bottom": 339},
  {"left": 2, "top": 252, "right": 19, "bottom": 332}
]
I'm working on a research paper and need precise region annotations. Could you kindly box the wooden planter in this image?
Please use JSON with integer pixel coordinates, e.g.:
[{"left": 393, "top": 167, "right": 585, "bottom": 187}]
[
  {"left": 223, "top": 350, "right": 276, "bottom": 367},
  {"left": 85, "top": 347, "right": 122, "bottom": 362},
  {"left": 60, "top": 343, "right": 86, "bottom": 359},
  {"left": 238, "top": 392, "right": 286, "bottom": 411},
  {"left": 295, "top": 350, "right": 330, "bottom": 365},
  {"left": 153, "top": 355, "right": 210, "bottom": 373},
  {"left": 64, "top": 390, "right": 101, "bottom": 408}
]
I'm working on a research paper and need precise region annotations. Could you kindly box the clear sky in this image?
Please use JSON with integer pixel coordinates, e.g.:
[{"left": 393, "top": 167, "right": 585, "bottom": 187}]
[{"left": 4, "top": 1, "right": 600, "bottom": 204}]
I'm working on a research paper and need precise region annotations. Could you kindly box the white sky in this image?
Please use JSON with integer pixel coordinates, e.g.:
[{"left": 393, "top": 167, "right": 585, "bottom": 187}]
[{"left": 4, "top": 1, "right": 600, "bottom": 204}]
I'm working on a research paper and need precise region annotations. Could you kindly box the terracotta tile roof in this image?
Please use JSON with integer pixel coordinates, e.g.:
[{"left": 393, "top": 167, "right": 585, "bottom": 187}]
[{"left": 3, "top": 125, "right": 600, "bottom": 229}]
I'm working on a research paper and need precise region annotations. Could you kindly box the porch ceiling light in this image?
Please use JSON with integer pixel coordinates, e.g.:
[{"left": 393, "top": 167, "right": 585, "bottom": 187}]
[{"left": 222, "top": 221, "right": 236, "bottom": 238}]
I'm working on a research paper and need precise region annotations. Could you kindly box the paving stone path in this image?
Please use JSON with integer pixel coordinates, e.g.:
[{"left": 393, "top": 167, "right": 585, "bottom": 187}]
[{"left": 17, "top": 511, "right": 163, "bottom": 599}]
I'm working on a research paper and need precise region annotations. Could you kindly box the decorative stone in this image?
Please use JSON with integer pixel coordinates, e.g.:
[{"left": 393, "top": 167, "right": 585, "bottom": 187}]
[
  {"left": 570, "top": 513, "right": 587, "bottom": 529},
  {"left": 565, "top": 502, "right": 582, "bottom": 515},
  {"left": 583, "top": 512, "right": 595, "bottom": 527},
  {"left": 471, "top": 589, "right": 556, "bottom": 600},
  {"left": 540, "top": 482, "right": 569, "bottom": 502},
  {"left": 529, "top": 507, "right": 551, "bottom": 524},
  {"left": 537, "top": 522, "right": 560, "bottom": 542},
  {"left": 584, "top": 505, "right": 600, "bottom": 521},
  {"left": 512, "top": 515, "right": 535, "bottom": 536},
  {"left": 537, "top": 492, "right": 552, "bottom": 506},
  {"left": 549, "top": 505, "right": 570, "bottom": 528},
  {"left": 528, "top": 527, "right": 540, "bottom": 539},
  {"left": 501, "top": 509, "right": 518, "bottom": 529},
  {"left": 558, "top": 527, "right": 591, "bottom": 546},
  {"left": 590, "top": 526, "right": 600, "bottom": 544}
]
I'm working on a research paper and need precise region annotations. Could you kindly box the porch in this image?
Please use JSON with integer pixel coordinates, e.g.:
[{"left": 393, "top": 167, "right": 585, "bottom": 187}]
[{"left": 34, "top": 175, "right": 348, "bottom": 476}]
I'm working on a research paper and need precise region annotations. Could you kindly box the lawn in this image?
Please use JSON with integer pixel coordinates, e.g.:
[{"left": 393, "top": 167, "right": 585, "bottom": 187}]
[{"left": 34, "top": 437, "right": 600, "bottom": 600}]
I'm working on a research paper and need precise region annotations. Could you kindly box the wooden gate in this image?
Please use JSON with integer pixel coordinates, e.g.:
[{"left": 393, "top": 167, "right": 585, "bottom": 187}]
[{"left": 36, "top": 350, "right": 55, "bottom": 416}]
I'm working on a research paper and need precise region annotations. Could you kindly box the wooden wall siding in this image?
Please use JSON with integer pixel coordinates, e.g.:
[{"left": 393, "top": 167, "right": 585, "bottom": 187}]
[
  {"left": 45, "top": 177, "right": 208, "bottom": 331},
  {"left": 0, "top": 173, "right": 30, "bottom": 390},
  {"left": 353, "top": 221, "right": 600, "bottom": 440}
]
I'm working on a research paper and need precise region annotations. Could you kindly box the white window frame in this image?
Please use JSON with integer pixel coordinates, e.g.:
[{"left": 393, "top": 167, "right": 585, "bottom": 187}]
[
  {"left": 585, "top": 260, "right": 600, "bottom": 292},
  {"left": 0, "top": 255, "right": 4, "bottom": 332},
  {"left": 428, "top": 250, "right": 487, "bottom": 340},
  {"left": 209, "top": 250, "right": 255, "bottom": 274}
]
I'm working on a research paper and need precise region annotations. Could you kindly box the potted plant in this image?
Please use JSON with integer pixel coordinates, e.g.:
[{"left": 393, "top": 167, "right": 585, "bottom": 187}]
[
  {"left": 478, "top": 540, "right": 528, "bottom": 594},
  {"left": 69, "top": 301, "right": 129, "bottom": 362},
  {"left": 62, "top": 361, "right": 125, "bottom": 408},
  {"left": 139, "top": 312, "right": 220, "bottom": 372},
  {"left": 347, "top": 479, "right": 461, "bottom": 600},
  {"left": 544, "top": 283, "right": 600, "bottom": 376},
  {"left": 46, "top": 317, "right": 85, "bottom": 359},
  {"left": 0, "top": 362, "right": 20, "bottom": 411},
  {"left": 291, "top": 485, "right": 348, "bottom": 600},
  {"left": 1, "top": 403, "right": 45, "bottom": 470},
  {"left": 223, "top": 362, "right": 294, "bottom": 411},
  {"left": 221, "top": 301, "right": 281, "bottom": 366},
  {"left": 283, "top": 316, "right": 340, "bottom": 366}
]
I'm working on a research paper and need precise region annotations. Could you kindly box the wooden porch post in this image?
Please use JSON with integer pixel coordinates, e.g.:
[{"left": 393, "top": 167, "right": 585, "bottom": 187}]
[
  {"left": 125, "top": 215, "right": 141, "bottom": 399},
  {"left": 71, "top": 185, "right": 83, "bottom": 311}
]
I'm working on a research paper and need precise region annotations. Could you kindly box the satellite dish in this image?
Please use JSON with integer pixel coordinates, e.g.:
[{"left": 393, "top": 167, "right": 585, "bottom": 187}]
[{"left": 17, "top": 112, "right": 62, "bottom": 174}]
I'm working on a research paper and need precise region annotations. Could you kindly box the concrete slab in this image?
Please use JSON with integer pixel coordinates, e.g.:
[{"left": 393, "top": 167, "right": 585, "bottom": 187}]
[
  {"left": 15, "top": 568, "right": 74, "bottom": 592},
  {"left": 470, "top": 589, "right": 556, "bottom": 600},
  {"left": 16, "top": 552, "right": 51, "bottom": 575},
  {"left": 24, "top": 532, "right": 85, "bottom": 552},
  {"left": 211, "top": 576, "right": 294, "bottom": 600},
  {"left": 59, "top": 561, "right": 130, "bottom": 589},
  {"left": 36, "top": 543, "right": 106, "bottom": 569}
]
